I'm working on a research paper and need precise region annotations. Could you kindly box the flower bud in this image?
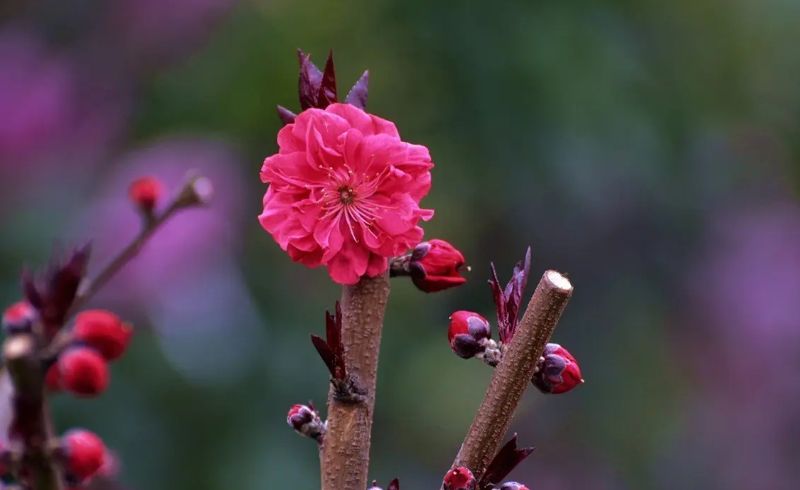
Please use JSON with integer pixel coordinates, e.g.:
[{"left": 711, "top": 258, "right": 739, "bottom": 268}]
[
  {"left": 2, "top": 300, "right": 37, "bottom": 334},
  {"left": 495, "top": 483, "right": 530, "bottom": 490},
  {"left": 287, "top": 404, "right": 325, "bottom": 441},
  {"left": 409, "top": 239, "right": 468, "bottom": 293},
  {"left": 448, "top": 311, "right": 492, "bottom": 359},
  {"left": 62, "top": 429, "right": 106, "bottom": 481},
  {"left": 368, "top": 482, "right": 383, "bottom": 490},
  {"left": 128, "top": 176, "right": 162, "bottom": 213},
  {"left": 532, "top": 343, "right": 583, "bottom": 394},
  {"left": 45, "top": 363, "right": 62, "bottom": 392},
  {"left": 443, "top": 467, "right": 476, "bottom": 490},
  {"left": 72, "top": 310, "right": 133, "bottom": 361},
  {"left": 59, "top": 347, "right": 110, "bottom": 397}
]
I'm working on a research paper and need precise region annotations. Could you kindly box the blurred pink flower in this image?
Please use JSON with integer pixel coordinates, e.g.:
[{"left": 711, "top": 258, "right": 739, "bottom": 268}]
[{"left": 259, "top": 103, "right": 434, "bottom": 284}]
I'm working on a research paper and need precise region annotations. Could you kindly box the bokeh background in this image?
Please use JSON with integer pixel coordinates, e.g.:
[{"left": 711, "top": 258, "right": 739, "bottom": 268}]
[{"left": 2, "top": 0, "right": 799, "bottom": 489}]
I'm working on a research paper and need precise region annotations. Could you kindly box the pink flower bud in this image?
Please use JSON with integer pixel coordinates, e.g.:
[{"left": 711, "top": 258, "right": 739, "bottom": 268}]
[
  {"left": 443, "top": 467, "right": 476, "bottom": 490},
  {"left": 448, "top": 311, "right": 492, "bottom": 359},
  {"left": 532, "top": 343, "right": 584, "bottom": 394},
  {"left": 286, "top": 404, "right": 325, "bottom": 441},
  {"left": 2, "top": 300, "right": 37, "bottom": 334},
  {"left": 409, "top": 239, "right": 468, "bottom": 293},
  {"left": 495, "top": 483, "right": 530, "bottom": 490},
  {"left": 128, "top": 176, "right": 162, "bottom": 213}
]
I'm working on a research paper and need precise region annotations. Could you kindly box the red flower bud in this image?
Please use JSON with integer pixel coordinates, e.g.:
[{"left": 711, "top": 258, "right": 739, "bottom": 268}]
[
  {"left": 443, "top": 467, "right": 476, "bottom": 490},
  {"left": 128, "top": 176, "right": 162, "bottom": 213},
  {"left": 368, "top": 482, "right": 383, "bottom": 490},
  {"left": 45, "top": 363, "right": 62, "bottom": 392},
  {"left": 410, "top": 239, "right": 468, "bottom": 293},
  {"left": 2, "top": 300, "right": 37, "bottom": 334},
  {"left": 59, "top": 347, "right": 109, "bottom": 397},
  {"left": 72, "top": 310, "right": 133, "bottom": 361},
  {"left": 532, "top": 343, "right": 583, "bottom": 394},
  {"left": 287, "top": 404, "right": 325, "bottom": 441},
  {"left": 62, "top": 429, "right": 107, "bottom": 481},
  {"left": 448, "top": 311, "right": 492, "bottom": 359},
  {"left": 496, "top": 483, "right": 531, "bottom": 490}
]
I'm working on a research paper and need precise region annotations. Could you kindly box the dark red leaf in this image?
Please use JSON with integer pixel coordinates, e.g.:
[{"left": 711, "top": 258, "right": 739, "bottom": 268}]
[
  {"left": 310, "top": 334, "right": 336, "bottom": 378},
  {"left": 277, "top": 106, "right": 297, "bottom": 126},
  {"left": 504, "top": 247, "right": 531, "bottom": 341},
  {"left": 387, "top": 478, "right": 400, "bottom": 490},
  {"left": 298, "top": 49, "right": 323, "bottom": 110},
  {"left": 325, "top": 301, "right": 347, "bottom": 379},
  {"left": 344, "top": 70, "right": 369, "bottom": 110},
  {"left": 489, "top": 263, "right": 510, "bottom": 343},
  {"left": 316, "top": 50, "right": 338, "bottom": 108},
  {"left": 478, "top": 434, "right": 535, "bottom": 490}
]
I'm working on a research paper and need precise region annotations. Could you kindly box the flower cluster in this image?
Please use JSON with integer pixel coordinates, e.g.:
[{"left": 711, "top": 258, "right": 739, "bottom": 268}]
[{"left": 445, "top": 250, "right": 583, "bottom": 395}]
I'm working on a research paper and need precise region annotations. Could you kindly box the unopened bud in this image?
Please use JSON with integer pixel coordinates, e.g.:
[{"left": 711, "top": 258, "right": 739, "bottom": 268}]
[
  {"left": 448, "top": 311, "right": 492, "bottom": 360},
  {"left": 532, "top": 343, "right": 584, "bottom": 394},
  {"left": 287, "top": 404, "right": 325, "bottom": 441},
  {"left": 494, "top": 483, "right": 530, "bottom": 490},
  {"left": 2, "top": 300, "right": 37, "bottom": 334},
  {"left": 443, "top": 466, "right": 476, "bottom": 490},
  {"left": 409, "top": 239, "right": 468, "bottom": 293}
]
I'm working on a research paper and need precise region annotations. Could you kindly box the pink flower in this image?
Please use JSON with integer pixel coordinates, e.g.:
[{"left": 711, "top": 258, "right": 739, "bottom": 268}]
[{"left": 259, "top": 103, "right": 434, "bottom": 285}]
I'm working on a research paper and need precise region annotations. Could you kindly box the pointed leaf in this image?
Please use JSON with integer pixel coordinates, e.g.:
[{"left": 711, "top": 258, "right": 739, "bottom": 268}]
[
  {"left": 479, "top": 434, "right": 535, "bottom": 489},
  {"left": 489, "top": 263, "right": 509, "bottom": 343},
  {"left": 277, "top": 106, "right": 297, "bottom": 126},
  {"left": 316, "top": 49, "right": 338, "bottom": 108},
  {"left": 298, "top": 50, "right": 323, "bottom": 110},
  {"left": 387, "top": 478, "right": 400, "bottom": 490},
  {"left": 325, "top": 301, "right": 347, "bottom": 379},
  {"left": 310, "top": 334, "right": 336, "bottom": 378},
  {"left": 344, "top": 70, "right": 369, "bottom": 110}
]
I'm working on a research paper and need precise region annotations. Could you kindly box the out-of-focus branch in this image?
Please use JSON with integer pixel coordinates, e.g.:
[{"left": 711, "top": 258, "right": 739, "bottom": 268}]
[
  {"left": 320, "top": 272, "right": 391, "bottom": 490},
  {"left": 3, "top": 333, "right": 63, "bottom": 490},
  {"left": 450, "top": 270, "right": 573, "bottom": 479}
]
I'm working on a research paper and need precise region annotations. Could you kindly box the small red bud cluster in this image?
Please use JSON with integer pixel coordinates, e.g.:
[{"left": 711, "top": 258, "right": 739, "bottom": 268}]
[
  {"left": 286, "top": 403, "right": 326, "bottom": 443},
  {"left": 494, "top": 483, "right": 530, "bottom": 490},
  {"left": 62, "top": 429, "right": 108, "bottom": 484},
  {"left": 532, "top": 343, "right": 583, "bottom": 394},
  {"left": 447, "top": 311, "right": 501, "bottom": 366},
  {"left": 47, "top": 310, "right": 133, "bottom": 397}
]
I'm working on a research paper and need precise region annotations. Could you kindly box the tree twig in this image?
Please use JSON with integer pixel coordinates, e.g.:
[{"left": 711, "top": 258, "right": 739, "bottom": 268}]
[
  {"left": 320, "top": 272, "right": 391, "bottom": 490},
  {"left": 450, "top": 270, "right": 573, "bottom": 479}
]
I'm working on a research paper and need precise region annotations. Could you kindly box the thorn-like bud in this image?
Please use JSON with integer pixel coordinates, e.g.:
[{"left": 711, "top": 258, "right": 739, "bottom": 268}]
[
  {"left": 448, "top": 311, "right": 492, "bottom": 360},
  {"left": 532, "top": 343, "right": 583, "bottom": 394},
  {"left": 128, "top": 176, "right": 162, "bottom": 214},
  {"left": 58, "top": 346, "right": 110, "bottom": 397},
  {"left": 286, "top": 404, "right": 326, "bottom": 442},
  {"left": 409, "top": 239, "right": 468, "bottom": 293},
  {"left": 62, "top": 429, "right": 107, "bottom": 481},
  {"left": 2, "top": 301, "right": 37, "bottom": 334},
  {"left": 443, "top": 467, "right": 476, "bottom": 490},
  {"left": 495, "top": 483, "right": 530, "bottom": 490},
  {"left": 72, "top": 310, "right": 133, "bottom": 362}
]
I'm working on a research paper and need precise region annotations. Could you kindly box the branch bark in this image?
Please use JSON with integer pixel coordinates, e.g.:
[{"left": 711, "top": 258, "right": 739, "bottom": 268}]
[
  {"left": 451, "top": 270, "right": 573, "bottom": 478},
  {"left": 4, "top": 333, "right": 64, "bottom": 490},
  {"left": 320, "top": 271, "right": 391, "bottom": 490}
]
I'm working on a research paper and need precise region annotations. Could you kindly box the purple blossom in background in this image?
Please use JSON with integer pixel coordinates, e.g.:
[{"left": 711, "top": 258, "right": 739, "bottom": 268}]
[
  {"left": 71, "top": 138, "right": 263, "bottom": 385},
  {"left": 678, "top": 199, "right": 800, "bottom": 490},
  {"left": 0, "top": 27, "right": 73, "bottom": 167},
  {"left": 106, "top": 0, "right": 240, "bottom": 68}
]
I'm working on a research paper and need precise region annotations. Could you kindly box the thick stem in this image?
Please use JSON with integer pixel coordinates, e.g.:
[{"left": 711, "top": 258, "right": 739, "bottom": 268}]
[
  {"left": 320, "top": 272, "right": 391, "bottom": 490},
  {"left": 452, "top": 270, "right": 573, "bottom": 478},
  {"left": 3, "top": 334, "right": 63, "bottom": 490}
]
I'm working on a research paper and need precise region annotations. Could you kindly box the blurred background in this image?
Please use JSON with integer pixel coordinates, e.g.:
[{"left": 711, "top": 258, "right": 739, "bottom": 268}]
[{"left": 1, "top": 0, "right": 799, "bottom": 489}]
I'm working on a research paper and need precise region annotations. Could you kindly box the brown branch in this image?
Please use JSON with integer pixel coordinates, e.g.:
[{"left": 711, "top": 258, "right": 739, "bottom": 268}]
[
  {"left": 320, "top": 272, "right": 391, "bottom": 490},
  {"left": 70, "top": 173, "right": 213, "bottom": 315},
  {"left": 3, "top": 333, "right": 63, "bottom": 490},
  {"left": 450, "top": 270, "right": 573, "bottom": 479}
]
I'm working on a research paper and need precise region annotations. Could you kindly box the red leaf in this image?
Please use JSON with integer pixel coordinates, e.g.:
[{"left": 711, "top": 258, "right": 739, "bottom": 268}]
[
  {"left": 277, "top": 106, "right": 297, "bottom": 126},
  {"left": 310, "top": 334, "right": 336, "bottom": 378},
  {"left": 488, "top": 263, "right": 510, "bottom": 343},
  {"left": 478, "top": 434, "right": 535, "bottom": 490},
  {"left": 387, "top": 478, "right": 400, "bottom": 490},
  {"left": 316, "top": 50, "right": 338, "bottom": 108},
  {"left": 344, "top": 70, "right": 369, "bottom": 110},
  {"left": 298, "top": 49, "right": 323, "bottom": 110}
]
